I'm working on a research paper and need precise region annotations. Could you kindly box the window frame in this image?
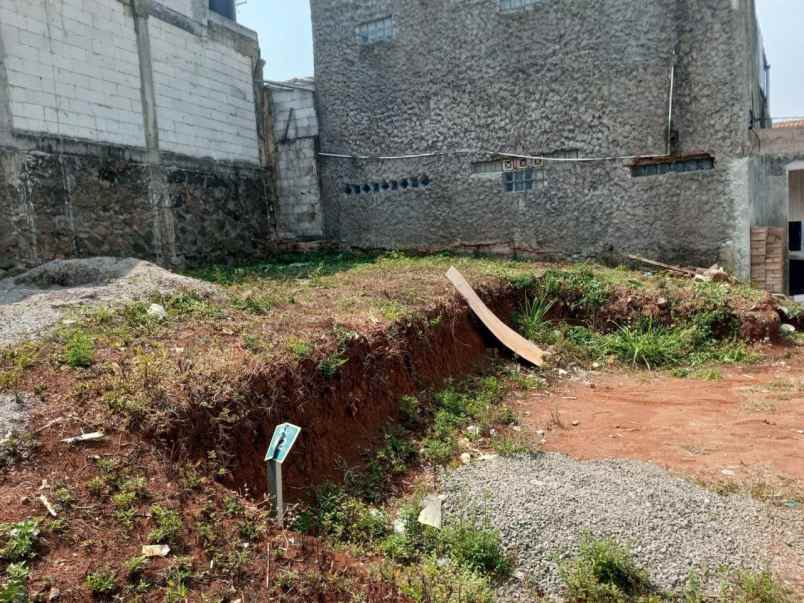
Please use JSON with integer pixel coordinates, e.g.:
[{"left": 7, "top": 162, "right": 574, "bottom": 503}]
[{"left": 356, "top": 16, "right": 395, "bottom": 46}]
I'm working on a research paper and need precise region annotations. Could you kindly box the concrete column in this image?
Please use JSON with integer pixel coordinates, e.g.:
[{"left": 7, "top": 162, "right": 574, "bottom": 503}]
[
  {"left": 129, "top": 0, "right": 179, "bottom": 266},
  {"left": 0, "top": 24, "right": 15, "bottom": 147},
  {"left": 130, "top": 0, "right": 160, "bottom": 164}
]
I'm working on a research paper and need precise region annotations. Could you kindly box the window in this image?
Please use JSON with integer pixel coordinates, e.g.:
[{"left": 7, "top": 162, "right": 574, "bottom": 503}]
[
  {"left": 209, "top": 0, "right": 235, "bottom": 20},
  {"left": 356, "top": 16, "right": 394, "bottom": 45},
  {"left": 503, "top": 169, "right": 535, "bottom": 192},
  {"left": 343, "top": 176, "right": 431, "bottom": 195},
  {"left": 498, "top": 0, "right": 542, "bottom": 13},
  {"left": 631, "top": 156, "right": 714, "bottom": 178}
]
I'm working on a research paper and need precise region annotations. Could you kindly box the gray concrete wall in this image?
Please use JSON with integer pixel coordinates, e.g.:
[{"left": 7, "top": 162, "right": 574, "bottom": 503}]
[
  {"left": 270, "top": 80, "right": 323, "bottom": 241},
  {"left": 0, "top": 0, "right": 274, "bottom": 269},
  {"left": 311, "top": 0, "right": 763, "bottom": 270}
]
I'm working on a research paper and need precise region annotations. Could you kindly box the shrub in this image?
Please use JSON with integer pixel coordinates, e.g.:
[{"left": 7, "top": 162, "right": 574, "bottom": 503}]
[
  {"left": 65, "top": 330, "right": 95, "bottom": 368},
  {"left": 603, "top": 322, "right": 691, "bottom": 369},
  {"left": 560, "top": 534, "right": 651, "bottom": 602}
]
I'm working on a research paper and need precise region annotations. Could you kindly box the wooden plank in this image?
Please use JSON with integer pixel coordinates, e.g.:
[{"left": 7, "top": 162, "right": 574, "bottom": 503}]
[{"left": 446, "top": 267, "right": 549, "bottom": 367}]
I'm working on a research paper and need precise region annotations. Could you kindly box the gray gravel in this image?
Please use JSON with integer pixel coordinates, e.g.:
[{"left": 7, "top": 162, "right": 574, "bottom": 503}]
[
  {"left": 443, "top": 453, "right": 803, "bottom": 600},
  {"left": 0, "top": 257, "right": 216, "bottom": 436},
  {"left": 0, "top": 257, "right": 216, "bottom": 348}
]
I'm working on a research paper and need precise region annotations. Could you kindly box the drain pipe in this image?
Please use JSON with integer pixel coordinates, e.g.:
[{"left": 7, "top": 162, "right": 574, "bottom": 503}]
[{"left": 666, "top": 51, "right": 677, "bottom": 156}]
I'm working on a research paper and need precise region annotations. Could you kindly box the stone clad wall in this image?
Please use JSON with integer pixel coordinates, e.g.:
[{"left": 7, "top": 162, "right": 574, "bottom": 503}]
[{"left": 310, "top": 0, "right": 763, "bottom": 272}]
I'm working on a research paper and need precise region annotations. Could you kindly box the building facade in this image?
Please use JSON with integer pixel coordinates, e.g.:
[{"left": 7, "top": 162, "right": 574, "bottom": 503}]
[
  {"left": 0, "top": 0, "right": 273, "bottom": 270},
  {"left": 310, "top": 0, "right": 774, "bottom": 280}
]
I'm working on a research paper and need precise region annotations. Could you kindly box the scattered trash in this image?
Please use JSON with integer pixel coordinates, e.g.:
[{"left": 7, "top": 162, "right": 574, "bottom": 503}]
[
  {"left": 780, "top": 324, "right": 796, "bottom": 336},
  {"left": 784, "top": 500, "right": 801, "bottom": 510},
  {"left": 512, "top": 425, "right": 522, "bottom": 432},
  {"left": 571, "top": 420, "right": 580, "bottom": 427},
  {"left": 48, "top": 588, "right": 60, "bottom": 601},
  {"left": 418, "top": 494, "right": 446, "bottom": 529},
  {"left": 460, "top": 452, "right": 472, "bottom": 464},
  {"left": 720, "top": 469, "right": 736, "bottom": 477},
  {"left": 147, "top": 303, "right": 167, "bottom": 321},
  {"left": 466, "top": 425, "right": 480, "bottom": 437},
  {"left": 393, "top": 517, "right": 407, "bottom": 534},
  {"left": 478, "top": 453, "right": 498, "bottom": 462},
  {"left": 39, "top": 495, "right": 57, "bottom": 517},
  {"left": 61, "top": 432, "right": 105, "bottom": 444},
  {"left": 142, "top": 544, "right": 170, "bottom": 558},
  {"left": 61, "top": 319, "right": 77, "bottom": 326}
]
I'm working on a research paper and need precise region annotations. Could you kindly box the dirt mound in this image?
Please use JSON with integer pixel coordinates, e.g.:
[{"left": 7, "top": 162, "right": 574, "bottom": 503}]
[{"left": 0, "top": 258, "right": 216, "bottom": 348}]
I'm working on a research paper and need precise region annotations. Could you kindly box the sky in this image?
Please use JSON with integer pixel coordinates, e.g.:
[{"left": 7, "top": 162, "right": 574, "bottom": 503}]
[{"left": 239, "top": 0, "right": 803, "bottom": 119}]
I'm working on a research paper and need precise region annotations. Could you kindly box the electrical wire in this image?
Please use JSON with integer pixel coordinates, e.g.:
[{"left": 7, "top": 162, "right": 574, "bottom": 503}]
[{"left": 318, "top": 149, "right": 671, "bottom": 163}]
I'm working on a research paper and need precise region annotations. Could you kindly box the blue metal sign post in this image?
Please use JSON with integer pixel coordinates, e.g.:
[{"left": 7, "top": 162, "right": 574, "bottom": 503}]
[{"left": 264, "top": 423, "right": 301, "bottom": 526}]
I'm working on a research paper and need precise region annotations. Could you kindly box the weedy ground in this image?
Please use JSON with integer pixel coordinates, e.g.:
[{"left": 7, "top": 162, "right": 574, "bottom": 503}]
[{"left": 0, "top": 252, "right": 797, "bottom": 601}]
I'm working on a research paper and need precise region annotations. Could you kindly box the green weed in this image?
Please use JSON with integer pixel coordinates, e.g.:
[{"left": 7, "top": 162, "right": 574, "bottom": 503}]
[
  {"left": 560, "top": 534, "right": 651, "bottom": 602},
  {"left": 64, "top": 330, "right": 95, "bottom": 368},
  {"left": 0, "top": 520, "right": 39, "bottom": 562},
  {"left": 85, "top": 568, "right": 117, "bottom": 596},
  {"left": 721, "top": 569, "right": 793, "bottom": 603},
  {"left": 147, "top": 505, "right": 182, "bottom": 545},
  {"left": 516, "top": 295, "right": 555, "bottom": 343},
  {"left": 319, "top": 352, "right": 348, "bottom": 378},
  {"left": 0, "top": 563, "right": 30, "bottom": 603},
  {"left": 398, "top": 557, "right": 494, "bottom": 603},
  {"left": 440, "top": 522, "right": 512, "bottom": 580},
  {"left": 287, "top": 337, "right": 312, "bottom": 359}
]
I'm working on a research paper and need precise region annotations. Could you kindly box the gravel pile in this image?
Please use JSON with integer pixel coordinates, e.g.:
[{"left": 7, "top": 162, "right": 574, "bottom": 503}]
[
  {"left": 443, "top": 453, "right": 802, "bottom": 600},
  {"left": 0, "top": 257, "right": 216, "bottom": 348}
]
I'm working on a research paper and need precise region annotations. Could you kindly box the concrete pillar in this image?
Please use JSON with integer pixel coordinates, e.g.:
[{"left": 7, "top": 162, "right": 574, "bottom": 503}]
[
  {"left": 129, "top": 0, "right": 178, "bottom": 266},
  {"left": 0, "top": 23, "right": 15, "bottom": 147},
  {"left": 130, "top": 0, "right": 160, "bottom": 164}
]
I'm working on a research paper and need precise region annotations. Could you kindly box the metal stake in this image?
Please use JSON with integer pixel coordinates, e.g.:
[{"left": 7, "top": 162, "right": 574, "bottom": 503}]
[{"left": 267, "top": 459, "right": 284, "bottom": 527}]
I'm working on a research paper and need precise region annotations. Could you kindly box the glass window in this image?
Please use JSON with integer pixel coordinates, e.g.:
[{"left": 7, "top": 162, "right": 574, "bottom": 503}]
[
  {"left": 498, "top": 0, "right": 542, "bottom": 13},
  {"left": 503, "top": 169, "right": 536, "bottom": 192},
  {"left": 357, "top": 16, "right": 395, "bottom": 45}
]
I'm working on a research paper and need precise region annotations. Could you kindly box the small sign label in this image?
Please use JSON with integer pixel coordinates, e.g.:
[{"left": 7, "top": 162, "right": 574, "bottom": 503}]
[{"left": 265, "top": 423, "right": 302, "bottom": 464}]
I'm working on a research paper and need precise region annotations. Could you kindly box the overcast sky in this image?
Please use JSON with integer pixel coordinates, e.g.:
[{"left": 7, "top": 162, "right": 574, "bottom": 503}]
[{"left": 239, "top": 0, "right": 804, "bottom": 119}]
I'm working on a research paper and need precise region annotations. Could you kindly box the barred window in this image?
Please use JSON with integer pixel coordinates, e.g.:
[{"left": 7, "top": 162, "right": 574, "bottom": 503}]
[
  {"left": 356, "top": 16, "right": 395, "bottom": 45},
  {"left": 498, "top": 0, "right": 542, "bottom": 12},
  {"left": 632, "top": 157, "right": 714, "bottom": 178},
  {"left": 503, "top": 169, "right": 535, "bottom": 192}
]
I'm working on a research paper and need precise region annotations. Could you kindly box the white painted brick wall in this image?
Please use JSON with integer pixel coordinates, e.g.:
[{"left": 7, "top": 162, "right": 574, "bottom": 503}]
[
  {"left": 0, "top": 0, "right": 146, "bottom": 147},
  {"left": 271, "top": 87, "right": 318, "bottom": 142},
  {"left": 150, "top": 18, "right": 259, "bottom": 163}
]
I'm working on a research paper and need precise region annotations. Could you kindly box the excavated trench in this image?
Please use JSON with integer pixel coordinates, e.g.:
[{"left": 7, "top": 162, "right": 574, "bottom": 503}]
[
  {"left": 165, "top": 282, "right": 524, "bottom": 500},
  {"left": 155, "top": 275, "right": 783, "bottom": 500}
]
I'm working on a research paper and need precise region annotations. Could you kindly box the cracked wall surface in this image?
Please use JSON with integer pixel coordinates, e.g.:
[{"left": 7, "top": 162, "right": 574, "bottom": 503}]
[{"left": 311, "top": 0, "right": 768, "bottom": 274}]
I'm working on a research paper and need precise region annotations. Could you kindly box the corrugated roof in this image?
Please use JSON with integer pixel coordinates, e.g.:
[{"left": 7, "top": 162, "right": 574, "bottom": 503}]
[{"left": 774, "top": 119, "right": 804, "bottom": 129}]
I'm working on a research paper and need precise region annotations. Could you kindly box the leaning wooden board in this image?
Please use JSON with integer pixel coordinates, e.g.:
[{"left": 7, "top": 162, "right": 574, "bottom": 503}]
[{"left": 446, "top": 267, "right": 549, "bottom": 367}]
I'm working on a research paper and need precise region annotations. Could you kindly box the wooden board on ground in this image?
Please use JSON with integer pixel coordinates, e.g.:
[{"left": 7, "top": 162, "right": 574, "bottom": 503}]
[{"left": 446, "top": 266, "right": 548, "bottom": 367}]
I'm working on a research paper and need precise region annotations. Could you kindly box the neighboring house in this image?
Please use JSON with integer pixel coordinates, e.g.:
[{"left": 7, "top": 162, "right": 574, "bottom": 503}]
[
  {"left": 309, "top": 0, "right": 804, "bottom": 292},
  {"left": 0, "top": 0, "right": 272, "bottom": 269}
]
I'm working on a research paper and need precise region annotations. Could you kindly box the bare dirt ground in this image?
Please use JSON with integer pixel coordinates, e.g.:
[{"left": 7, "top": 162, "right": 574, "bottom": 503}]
[{"left": 519, "top": 347, "right": 804, "bottom": 594}]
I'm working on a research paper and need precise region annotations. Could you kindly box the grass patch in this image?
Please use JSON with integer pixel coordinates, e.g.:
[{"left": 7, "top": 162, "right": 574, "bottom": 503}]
[
  {"left": 559, "top": 534, "right": 652, "bottom": 602},
  {"left": 147, "top": 505, "right": 183, "bottom": 545},
  {"left": 85, "top": 568, "right": 117, "bottom": 597},
  {"left": 720, "top": 570, "right": 794, "bottom": 603},
  {"left": 0, "top": 563, "right": 30, "bottom": 603}
]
